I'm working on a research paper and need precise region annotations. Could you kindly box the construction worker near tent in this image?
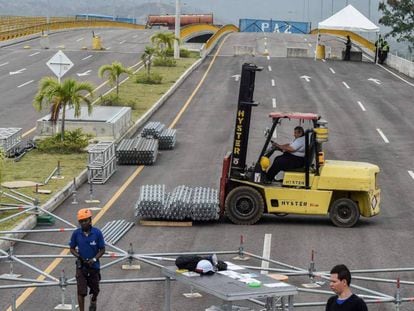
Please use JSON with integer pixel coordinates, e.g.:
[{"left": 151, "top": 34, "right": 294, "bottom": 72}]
[
  {"left": 326, "top": 264, "right": 368, "bottom": 311},
  {"left": 374, "top": 35, "right": 383, "bottom": 63},
  {"left": 379, "top": 40, "right": 390, "bottom": 65},
  {"left": 70, "top": 208, "right": 105, "bottom": 311},
  {"left": 344, "top": 36, "right": 352, "bottom": 61}
]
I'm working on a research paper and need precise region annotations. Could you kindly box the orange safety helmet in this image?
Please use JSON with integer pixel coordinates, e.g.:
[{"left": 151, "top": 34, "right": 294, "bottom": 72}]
[{"left": 77, "top": 208, "right": 92, "bottom": 221}]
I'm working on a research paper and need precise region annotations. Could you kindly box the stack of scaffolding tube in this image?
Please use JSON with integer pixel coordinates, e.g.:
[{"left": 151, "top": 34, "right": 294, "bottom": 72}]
[
  {"left": 135, "top": 185, "right": 220, "bottom": 221},
  {"left": 158, "top": 128, "right": 176, "bottom": 150},
  {"left": 100, "top": 220, "right": 135, "bottom": 244},
  {"left": 140, "top": 121, "right": 177, "bottom": 150},
  {"left": 141, "top": 121, "right": 165, "bottom": 138},
  {"left": 116, "top": 137, "right": 158, "bottom": 165}
]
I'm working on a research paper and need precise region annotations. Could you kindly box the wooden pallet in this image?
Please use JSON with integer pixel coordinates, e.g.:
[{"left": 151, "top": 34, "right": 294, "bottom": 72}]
[{"left": 139, "top": 219, "right": 192, "bottom": 227}]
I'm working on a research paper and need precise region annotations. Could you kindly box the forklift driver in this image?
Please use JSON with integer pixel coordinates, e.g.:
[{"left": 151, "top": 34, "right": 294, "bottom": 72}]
[{"left": 265, "top": 126, "right": 305, "bottom": 182}]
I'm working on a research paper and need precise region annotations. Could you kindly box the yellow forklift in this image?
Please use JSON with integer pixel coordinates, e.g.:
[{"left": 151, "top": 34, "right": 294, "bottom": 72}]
[{"left": 219, "top": 63, "right": 380, "bottom": 227}]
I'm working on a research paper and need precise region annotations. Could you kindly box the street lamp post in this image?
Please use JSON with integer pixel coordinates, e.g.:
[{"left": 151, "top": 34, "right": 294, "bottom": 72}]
[{"left": 174, "top": 0, "right": 180, "bottom": 59}]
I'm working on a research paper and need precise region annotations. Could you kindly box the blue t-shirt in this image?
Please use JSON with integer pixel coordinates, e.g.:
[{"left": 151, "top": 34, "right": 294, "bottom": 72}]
[{"left": 69, "top": 227, "right": 105, "bottom": 269}]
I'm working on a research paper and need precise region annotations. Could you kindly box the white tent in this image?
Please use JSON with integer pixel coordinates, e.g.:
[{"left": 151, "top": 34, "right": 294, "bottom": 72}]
[{"left": 318, "top": 4, "right": 379, "bottom": 32}]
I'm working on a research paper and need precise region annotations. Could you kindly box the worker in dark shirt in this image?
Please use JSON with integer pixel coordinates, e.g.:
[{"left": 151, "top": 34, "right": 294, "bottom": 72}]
[
  {"left": 344, "top": 36, "right": 352, "bottom": 61},
  {"left": 326, "top": 264, "right": 368, "bottom": 311},
  {"left": 70, "top": 208, "right": 105, "bottom": 311}
]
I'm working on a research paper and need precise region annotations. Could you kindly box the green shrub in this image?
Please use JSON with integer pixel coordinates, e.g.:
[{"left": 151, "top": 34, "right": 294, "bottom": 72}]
[
  {"left": 166, "top": 48, "right": 192, "bottom": 58},
  {"left": 36, "top": 129, "right": 92, "bottom": 154},
  {"left": 153, "top": 57, "right": 177, "bottom": 67},
  {"left": 135, "top": 72, "right": 163, "bottom": 84},
  {"left": 98, "top": 93, "right": 122, "bottom": 106}
]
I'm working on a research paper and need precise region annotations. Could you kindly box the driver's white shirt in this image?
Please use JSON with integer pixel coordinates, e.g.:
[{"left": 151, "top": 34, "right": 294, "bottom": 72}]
[{"left": 289, "top": 136, "right": 306, "bottom": 157}]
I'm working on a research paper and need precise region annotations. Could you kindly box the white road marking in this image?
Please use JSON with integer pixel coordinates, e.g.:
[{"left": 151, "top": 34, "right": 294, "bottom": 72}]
[
  {"left": 377, "top": 63, "right": 414, "bottom": 87},
  {"left": 268, "top": 65, "right": 272, "bottom": 72},
  {"left": 308, "top": 43, "right": 312, "bottom": 47},
  {"left": 267, "top": 55, "right": 270, "bottom": 60},
  {"left": 342, "top": 81, "right": 350, "bottom": 89},
  {"left": 376, "top": 128, "right": 389, "bottom": 143},
  {"left": 272, "top": 98, "right": 276, "bottom": 108},
  {"left": 368, "top": 78, "right": 381, "bottom": 85},
  {"left": 77, "top": 69, "right": 92, "bottom": 77},
  {"left": 0, "top": 62, "right": 9, "bottom": 67},
  {"left": 232, "top": 74, "right": 240, "bottom": 81},
  {"left": 76, "top": 37, "right": 84, "bottom": 42},
  {"left": 9, "top": 68, "right": 26, "bottom": 75},
  {"left": 322, "top": 59, "right": 326, "bottom": 63},
  {"left": 132, "top": 35, "right": 138, "bottom": 38},
  {"left": 261, "top": 234, "right": 272, "bottom": 275},
  {"left": 29, "top": 52, "right": 40, "bottom": 56},
  {"left": 271, "top": 79, "right": 275, "bottom": 86},
  {"left": 304, "top": 38, "right": 308, "bottom": 41},
  {"left": 357, "top": 101, "right": 366, "bottom": 111},
  {"left": 119, "top": 40, "right": 126, "bottom": 44},
  {"left": 17, "top": 80, "right": 34, "bottom": 88},
  {"left": 329, "top": 67, "right": 335, "bottom": 74},
  {"left": 82, "top": 55, "right": 93, "bottom": 60},
  {"left": 106, "top": 47, "right": 111, "bottom": 50},
  {"left": 408, "top": 171, "right": 414, "bottom": 180},
  {"left": 300, "top": 75, "right": 311, "bottom": 82}
]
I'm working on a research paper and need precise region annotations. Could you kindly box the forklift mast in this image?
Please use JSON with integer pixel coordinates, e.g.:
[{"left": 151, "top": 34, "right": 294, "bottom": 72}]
[{"left": 230, "top": 63, "right": 262, "bottom": 177}]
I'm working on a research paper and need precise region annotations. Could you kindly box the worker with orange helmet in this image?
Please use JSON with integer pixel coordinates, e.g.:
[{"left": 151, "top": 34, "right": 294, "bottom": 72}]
[{"left": 69, "top": 208, "right": 105, "bottom": 311}]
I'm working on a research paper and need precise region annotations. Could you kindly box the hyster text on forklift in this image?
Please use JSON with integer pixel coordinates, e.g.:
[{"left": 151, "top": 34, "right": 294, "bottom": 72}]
[{"left": 219, "top": 63, "right": 380, "bottom": 227}]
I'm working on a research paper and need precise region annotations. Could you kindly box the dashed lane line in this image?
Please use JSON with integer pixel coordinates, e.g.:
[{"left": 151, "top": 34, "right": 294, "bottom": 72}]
[
  {"left": 342, "top": 81, "right": 350, "bottom": 89},
  {"left": 408, "top": 171, "right": 414, "bottom": 180},
  {"left": 272, "top": 98, "right": 276, "bottom": 108},
  {"left": 17, "top": 80, "right": 34, "bottom": 88},
  {"left": 357, "top": 101, "right": 366, "bottom": 111},
  {"left": 376, "top": 128, "right": 390, "bottom": 143},
  {"left": 268, "top": 65, "right": 272, "bottom": 72},
  {"left": 271, "top": 79, "right": 275, "bottom": 87},
  {"left": 329, "top": 67, "right": 335, "bottom": 74}
]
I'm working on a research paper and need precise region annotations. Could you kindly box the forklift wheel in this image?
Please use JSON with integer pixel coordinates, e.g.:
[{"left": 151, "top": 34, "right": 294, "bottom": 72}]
[
  {"left": 329, "top": 198, "right": 360, "bottom": 228},
  {"left": 225, "top": 186, "right": 264, "bottom": 225}
]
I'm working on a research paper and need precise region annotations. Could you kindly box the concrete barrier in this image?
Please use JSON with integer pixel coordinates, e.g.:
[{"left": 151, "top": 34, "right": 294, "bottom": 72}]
[{"left": 287, "top": 47, "right": 309, "bottom": 58}]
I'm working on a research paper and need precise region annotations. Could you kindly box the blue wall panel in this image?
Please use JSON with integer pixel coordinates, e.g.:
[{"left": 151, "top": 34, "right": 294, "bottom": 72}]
[{"left": 239, "top": 19, "right": 310, "bottom": 34}]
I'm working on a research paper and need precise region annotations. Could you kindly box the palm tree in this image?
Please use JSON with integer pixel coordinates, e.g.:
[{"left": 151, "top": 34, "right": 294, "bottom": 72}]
[
  {"left": 98, "top": 61, "right": 131, "bottom": 96},
  {"left": 33, "top": 77, "right": 94, "bottom": 141},
  {"left": 151, "top": 32, "right": 178, "bottom": 58},
  {"left": 141, "top": 46, "right": 156, "bottom": 76}
]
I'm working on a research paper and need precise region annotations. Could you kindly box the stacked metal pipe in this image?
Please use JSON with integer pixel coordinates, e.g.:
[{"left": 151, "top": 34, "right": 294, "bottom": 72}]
[
  {"left": 191, "top": 187, "right": 220, "bottom": 221},
  {"left": 134, "top": 185, "right": 166, "bottom": 218},
  {"left": 135, "top": 185, "right": 220, "bottom": 221},
  {"left": 164, "top": 185, "right": 193, "bottom": 220},
  {"left": 158, "top": 128, "right": 177, "bottom": 150},
  {"left": 116, "top": 137, "right": 158, "bottom": 165},
  {"left": 141, "top": 121, "right": 165, "bottom": 138},
  {"left": 101, "top": 220, "right": 134, "bottom": 245}
]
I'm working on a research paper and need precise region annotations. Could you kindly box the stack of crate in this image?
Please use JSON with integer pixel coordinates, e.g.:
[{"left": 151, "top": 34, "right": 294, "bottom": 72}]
[
  {"left": 88, "top": 142, "right": 117, "bottom": 184},
  {"left": 0, "top": 128, "right": 22, "bottom": 156}
]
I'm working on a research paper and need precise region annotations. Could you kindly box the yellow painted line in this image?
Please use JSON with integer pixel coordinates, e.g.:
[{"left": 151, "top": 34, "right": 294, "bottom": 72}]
[
  {"left": 169, "top": 35, "right": 229, "bottom": 129},
  {"left": 8, "top": 33, "right": 228, "bottom": 309},
  {"left": 7, "top": 166, "right": 144, "bottom": 310}
]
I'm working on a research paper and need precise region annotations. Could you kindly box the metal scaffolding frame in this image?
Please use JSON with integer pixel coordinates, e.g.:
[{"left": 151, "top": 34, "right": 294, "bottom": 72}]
[{"left": 1, "top": 207, "right": 414, "bottom": 310}]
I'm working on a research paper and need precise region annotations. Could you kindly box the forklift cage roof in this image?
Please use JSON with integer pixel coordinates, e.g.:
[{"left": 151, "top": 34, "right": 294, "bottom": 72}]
[{"left": 269, "top": 112, "right": 319, "bottom": 120}]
